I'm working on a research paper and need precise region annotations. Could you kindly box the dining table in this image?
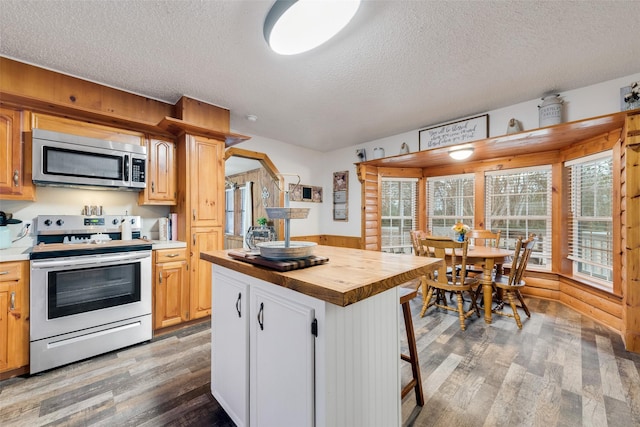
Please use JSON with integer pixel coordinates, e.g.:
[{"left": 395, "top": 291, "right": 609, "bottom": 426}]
[{"left": 462, "top": 246, "right": 513, "bottom": 323}]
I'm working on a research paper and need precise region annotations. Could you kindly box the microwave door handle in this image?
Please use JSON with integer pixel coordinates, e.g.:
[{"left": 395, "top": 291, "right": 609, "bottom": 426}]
[{"left": 124, "top": 155, "right": 130, "bottom": 182}]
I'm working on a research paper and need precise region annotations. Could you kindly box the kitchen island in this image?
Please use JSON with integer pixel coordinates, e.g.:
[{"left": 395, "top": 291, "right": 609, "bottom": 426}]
[{"left": 201, "top": 245, "right": 442, "bottom": 427}]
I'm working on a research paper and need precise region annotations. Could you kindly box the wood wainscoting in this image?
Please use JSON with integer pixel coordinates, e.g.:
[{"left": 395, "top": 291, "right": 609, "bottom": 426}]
[
  {"left": 521, "top": 272, "right": 623, "bottom": 333},
  {"left": 291, "top": 235, "right": 362, "bottom": 249}
]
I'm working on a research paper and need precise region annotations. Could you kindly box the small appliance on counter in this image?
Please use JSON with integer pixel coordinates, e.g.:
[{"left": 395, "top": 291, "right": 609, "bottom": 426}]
[{"left": 0, "top": 211, "right": 23, "bottom": 249}]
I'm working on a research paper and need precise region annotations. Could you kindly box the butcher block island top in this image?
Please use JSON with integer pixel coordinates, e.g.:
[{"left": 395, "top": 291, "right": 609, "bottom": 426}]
[{"left": 200, "top": 245, "right": 443, "bottom": 307}]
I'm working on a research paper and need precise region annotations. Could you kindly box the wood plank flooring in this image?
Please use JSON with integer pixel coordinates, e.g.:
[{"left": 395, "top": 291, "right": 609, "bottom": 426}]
[{"left": 1, "top": 296, "right": 639, "bottom": 426}]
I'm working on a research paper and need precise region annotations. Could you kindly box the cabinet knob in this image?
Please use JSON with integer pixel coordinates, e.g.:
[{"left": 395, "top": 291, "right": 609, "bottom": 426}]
[
  {"left": 13, "top": 169, "right": 19, "bottom": 186},
  {"left": 192, "top": 209, "right": 196, "bottom": 221},
  {"left": 166, "top": 253, "right": 179, "bottom": 258},
  {"left": 158, "top": 272, "right": 162, "bottom": 284},
  {"left": 10, "top": 291, "right": 15, "bottom": 310},
  {"left": 151, "top": 181, "right": 155, "bottom": 193}
]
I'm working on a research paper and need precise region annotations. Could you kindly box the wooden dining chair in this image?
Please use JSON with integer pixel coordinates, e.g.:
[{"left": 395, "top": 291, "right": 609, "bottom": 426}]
[
  {"left": 409, "top": 230, "right": 430, "bottom": 256},
  {"left": 466, "top": 229, "right": 502, "bottom": 278},
  {"left": 480, "top": 235, "right": 536, "bottom": 329},
  {"left": 419, "top": 237, "right": 480, "bottom": 330},
  {"left": 467, "top": 229, "right": 502, "bottom": 248}
]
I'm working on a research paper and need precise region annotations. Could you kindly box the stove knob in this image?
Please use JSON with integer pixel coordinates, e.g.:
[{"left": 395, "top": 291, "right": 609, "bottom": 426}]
[
  {"left": 56, "top": 219, "right": 64, "bottom": 226},
  {"left": 112, "top": 219, "right": 119, "bottom": 225},
  {"left": 130, "top": 218, "right": 136, "bottom": 225},
  {"left": 44, "top": 219, "right": 52, "bottom": 226}
]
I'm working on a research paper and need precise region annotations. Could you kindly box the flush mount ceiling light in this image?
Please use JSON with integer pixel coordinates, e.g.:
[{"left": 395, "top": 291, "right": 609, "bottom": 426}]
[
  {"left": 448, "top": 147, "right": 474, "bottom": 160},
  {"left": 264, "top": 0, "right": 362, "bottom": 55}
]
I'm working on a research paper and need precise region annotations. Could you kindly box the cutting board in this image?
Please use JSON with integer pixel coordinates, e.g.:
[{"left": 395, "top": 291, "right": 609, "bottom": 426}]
[{"left": 227, "top": 250, "right": 329, "bottom": 272}]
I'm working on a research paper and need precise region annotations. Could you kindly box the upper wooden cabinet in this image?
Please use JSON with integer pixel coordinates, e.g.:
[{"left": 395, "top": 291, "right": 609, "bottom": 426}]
[
  {"left": 189, "top": 135, "right": 225, "bottom": 227},
  {"left": 0, "top": 107, "right": 34, "bottom": 200},
  {"left": 139, "top": 137, "right": 177, "bottom": 205}
]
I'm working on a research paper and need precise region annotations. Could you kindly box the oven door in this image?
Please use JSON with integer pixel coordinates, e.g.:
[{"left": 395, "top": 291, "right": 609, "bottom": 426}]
[{"left": 30, "top": 250, "right": 152, "bottom": 341}]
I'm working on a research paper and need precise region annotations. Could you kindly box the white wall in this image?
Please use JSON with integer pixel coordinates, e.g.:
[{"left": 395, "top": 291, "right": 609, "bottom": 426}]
[
  {"left": 232, "top": 135, "right": 326, "bottom": 237},
  {"left": 233, "top": 72, "right": 640, "bottom": 238},
  {"left": 0, "top": 188, "right": 168, "bottom": 247}
]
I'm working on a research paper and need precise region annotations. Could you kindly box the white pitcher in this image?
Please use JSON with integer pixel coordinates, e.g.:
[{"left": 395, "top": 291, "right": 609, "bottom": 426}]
[{"left": 373, "top": 147, "right": 385, "bottom": 159}]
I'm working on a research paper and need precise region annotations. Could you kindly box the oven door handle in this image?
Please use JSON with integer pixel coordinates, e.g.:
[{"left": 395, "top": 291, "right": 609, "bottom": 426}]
[{"left": 31, "top": 251, "right": 150, "bottom": 269}]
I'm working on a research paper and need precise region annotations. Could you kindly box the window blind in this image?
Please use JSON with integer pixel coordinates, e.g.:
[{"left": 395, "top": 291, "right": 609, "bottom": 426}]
[
  {"left": 427, "top": 174, "right": 475, "bottom": 238},
  {"left": 485, "top": 166, "right": 552, "bottom": 269},
  {"left": 380, "top": 178, "right": 418, "bottom": 254},
  {"left": 566, "top": 151, "right": 613, "bottom": 286}
]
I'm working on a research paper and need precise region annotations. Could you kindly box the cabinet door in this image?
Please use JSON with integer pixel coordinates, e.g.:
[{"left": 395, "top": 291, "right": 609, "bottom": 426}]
[
  {"left": 139, "top": 137, "right": 177, "bottom": 205},
  {"left": 250, "top": 286, "right": 315, "bottom": 427},
  {"left": 154, "top": 260, "right": 188, "bottom": 329},
  {"left": 189, "top": 136, "right": 224, "bottom": 227},
  {"left": 0, "top": 262, "right": 29, "bottom": 374},
  {"left": 211, "top": 269, "right": 249, "bottom": 427},
  {"left": 0, "top": 107, "right": 33, "bottom": 199},
  {"left": 190, "top": 227, "right": 223, "bottom": 319}
]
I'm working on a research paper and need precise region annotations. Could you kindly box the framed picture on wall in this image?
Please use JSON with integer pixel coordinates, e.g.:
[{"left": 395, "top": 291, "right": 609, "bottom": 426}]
[{"left": 333, "top": 171, "right": 348, "bottom": 221}]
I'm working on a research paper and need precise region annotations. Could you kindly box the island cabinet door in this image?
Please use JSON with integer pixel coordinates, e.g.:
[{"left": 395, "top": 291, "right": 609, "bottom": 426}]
[
  {"left": 250, "top": 285, "right": 315, "bottom": 427},
  {"left": 211, "top": 272, "right": 249, "bottom": 427}
]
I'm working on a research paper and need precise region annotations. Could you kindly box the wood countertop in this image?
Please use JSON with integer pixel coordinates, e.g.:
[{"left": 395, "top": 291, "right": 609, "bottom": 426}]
[{"left": 201, "top": 245, "right": 442, "bottom": 307}]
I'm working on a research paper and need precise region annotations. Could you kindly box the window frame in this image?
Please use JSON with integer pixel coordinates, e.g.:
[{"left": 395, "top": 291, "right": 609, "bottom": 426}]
[
  {"left": 566, "top": 151, "right": 614, "bottom": 288},
  {"left": 427, "top": 173, "right": 475, "bottom": 238},
  {"left": 380, "top": 177, "right": 418, "bottom": 254},
  {"left": 485, "top": 165, "right": 553, "bottom": 270}
]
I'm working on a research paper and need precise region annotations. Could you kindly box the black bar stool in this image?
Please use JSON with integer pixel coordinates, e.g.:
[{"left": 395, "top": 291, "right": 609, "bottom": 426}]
[{"left": 399, "top": 286, "right": 425, "bottom": 406}]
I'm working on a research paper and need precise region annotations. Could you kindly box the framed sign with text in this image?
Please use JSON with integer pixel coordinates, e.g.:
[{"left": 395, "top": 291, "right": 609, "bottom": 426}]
[{"left": 418, "top": 114, "right": 489, "bottom": 151}]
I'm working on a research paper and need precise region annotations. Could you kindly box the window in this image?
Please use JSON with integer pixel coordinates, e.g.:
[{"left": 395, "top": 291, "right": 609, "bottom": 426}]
[
  {"left": 427, "top": 174, "right": 474, "bottom": 238},
  {"left": 567, "top": 152, "right": 613, "bottom": 287},
  {"left": 225, "top": 187, "right": 234, "bottom": 235},
  {"left": 225, "top": 184, "right": 250, "bottom": 236},
  {"left": 485, "top": 166, "right": 552, "bottom": 269},
  {"left": 381, "top": 178, "right": 417, "bottom": 254}
]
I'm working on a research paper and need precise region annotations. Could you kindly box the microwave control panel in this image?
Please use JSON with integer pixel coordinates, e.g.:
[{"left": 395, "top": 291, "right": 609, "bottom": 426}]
[{"left": 131, "top": 157, "right": 146, "bottom": 183}]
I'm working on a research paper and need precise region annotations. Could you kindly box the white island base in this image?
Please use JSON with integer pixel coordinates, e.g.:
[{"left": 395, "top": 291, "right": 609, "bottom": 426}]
[{"left": 212, "top": 265, "right": 401, "bottom": 427}]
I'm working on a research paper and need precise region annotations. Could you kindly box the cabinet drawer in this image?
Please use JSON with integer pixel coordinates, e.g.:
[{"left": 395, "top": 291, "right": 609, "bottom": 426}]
[
  {"left": 155, "top": 248, "right": 187, "bottom": 263},
  {"left": 0, "top": 262, "right": 21, "bottom": 282}
]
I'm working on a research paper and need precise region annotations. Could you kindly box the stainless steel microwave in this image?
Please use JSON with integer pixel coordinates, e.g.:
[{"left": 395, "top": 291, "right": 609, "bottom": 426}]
[{"left": 32, "top": 129, "right": 146, "bottom": 190}]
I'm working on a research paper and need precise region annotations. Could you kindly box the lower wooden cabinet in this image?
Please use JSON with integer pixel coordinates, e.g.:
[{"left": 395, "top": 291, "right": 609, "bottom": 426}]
[
  {"left": 190, "top": 227, "right": 222, "bottom": 320},
  {"left": 0, "top": 261, "right": 29, "bottom": 377},
  {"left": 153, "top": 248, "right": 188, "bottom": 330}
]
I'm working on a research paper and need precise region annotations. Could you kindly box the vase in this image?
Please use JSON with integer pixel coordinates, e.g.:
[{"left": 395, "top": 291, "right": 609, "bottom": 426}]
[{"left": 457, "top": 233, "right": 465, "bottom": 242}]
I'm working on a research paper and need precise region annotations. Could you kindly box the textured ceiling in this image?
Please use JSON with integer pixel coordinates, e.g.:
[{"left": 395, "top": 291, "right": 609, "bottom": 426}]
[{"left": 1, "top": 0, "right": 639, "bottom": 152}]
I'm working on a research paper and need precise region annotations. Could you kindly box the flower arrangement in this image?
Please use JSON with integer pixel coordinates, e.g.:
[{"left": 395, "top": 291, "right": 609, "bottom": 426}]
[{"left": 451, "top": 222, "right": 470, "bottom": 234}]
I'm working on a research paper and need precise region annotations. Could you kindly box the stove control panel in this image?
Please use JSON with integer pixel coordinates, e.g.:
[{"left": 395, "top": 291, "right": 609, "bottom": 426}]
[{"left": 35, "top": 215, "right": 141, "bottom": 235}]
